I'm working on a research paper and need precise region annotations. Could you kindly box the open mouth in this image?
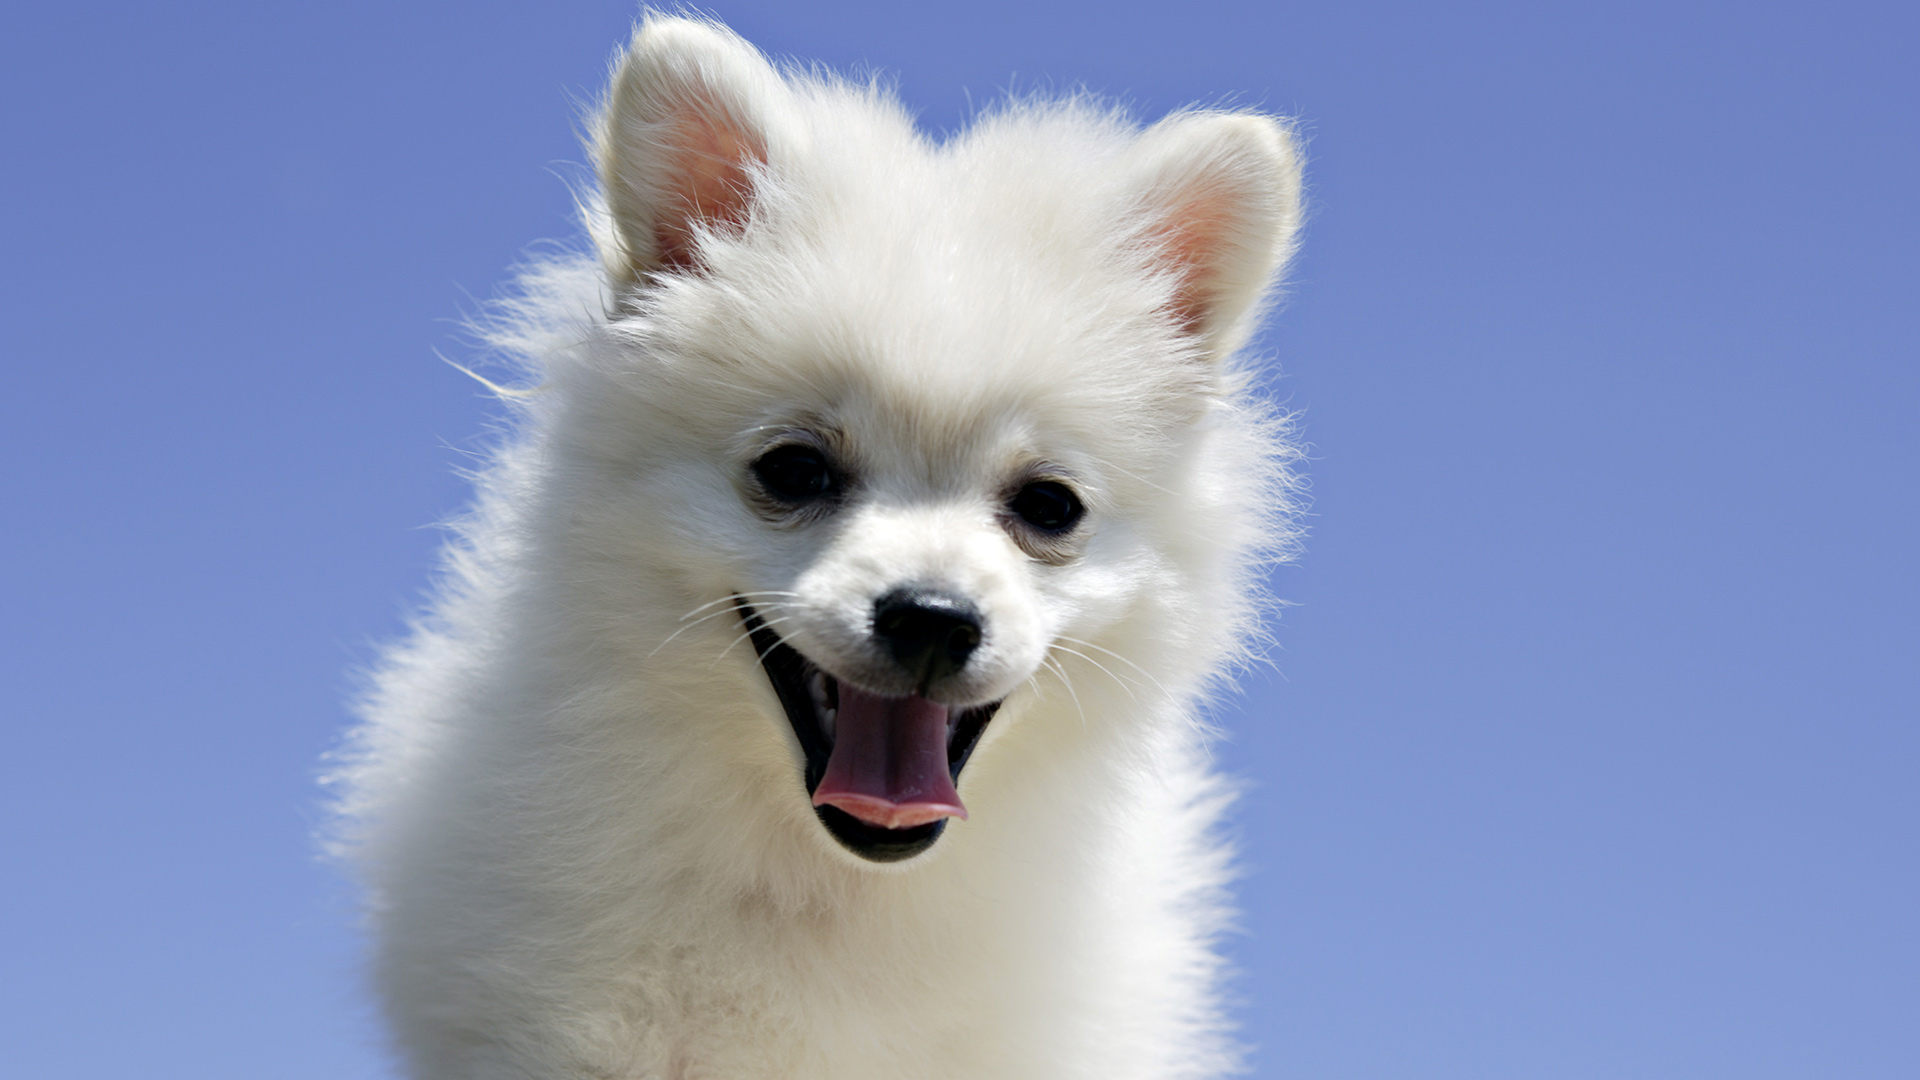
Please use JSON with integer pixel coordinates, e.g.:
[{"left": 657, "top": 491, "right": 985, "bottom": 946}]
[{"left": 737, "top": 600, "right": 999, "bottom": 862}]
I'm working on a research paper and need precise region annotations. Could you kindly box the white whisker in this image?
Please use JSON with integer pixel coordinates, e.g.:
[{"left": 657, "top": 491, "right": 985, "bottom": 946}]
[
  {"left": 677, "top": 590, "right": 800, "bottom": 622},
  {"left": 1041, "top": 654, "right": 1088, "bottom": 731},
  {"left": 1055, "top": 635, "right": 1170, "bottom": 698},
  {"left": 649, "top": 605, "right": 751, "bottom": 658},
  {"left": 711, "top": 613, "right": 800, "bottom": 669},
  {"left": 658, "top": 592, "right": 810, "bottom": 660},
  {"left": 1050, "top": 644, "right": 1139, "bottom": 704}
]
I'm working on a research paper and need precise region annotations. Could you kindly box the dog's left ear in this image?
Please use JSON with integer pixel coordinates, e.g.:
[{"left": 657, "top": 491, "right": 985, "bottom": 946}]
[
  {"left": 591, "top": 17, "right": 794, "bottom": 289},
  {"left": 1131, "top": 112, "right": 1303, "bottom": 358}
]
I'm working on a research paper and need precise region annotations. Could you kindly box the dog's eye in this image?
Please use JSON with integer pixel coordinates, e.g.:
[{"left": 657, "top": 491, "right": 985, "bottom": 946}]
[
  {"left": 1009, "top": 480, "right": 1083, "bottom": 532},
  {"left": 753, "top": 444, "right": 835, "bottom": 502}
]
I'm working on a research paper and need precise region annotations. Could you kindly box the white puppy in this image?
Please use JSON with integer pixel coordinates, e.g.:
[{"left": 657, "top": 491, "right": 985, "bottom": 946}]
[{"left": 332, "top": 15, "right": 1303, "bottom": 1079}]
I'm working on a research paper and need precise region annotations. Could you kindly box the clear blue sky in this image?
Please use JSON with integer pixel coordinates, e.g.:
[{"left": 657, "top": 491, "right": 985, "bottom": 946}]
[{"left": 2, "top": 2, "right": 1914, "bottom": 1076}]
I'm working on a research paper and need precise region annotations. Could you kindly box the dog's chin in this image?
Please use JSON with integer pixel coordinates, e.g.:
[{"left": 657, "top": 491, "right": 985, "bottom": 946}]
[{"left": 736, "top": 600, "right": 1000, "bottom": 863}]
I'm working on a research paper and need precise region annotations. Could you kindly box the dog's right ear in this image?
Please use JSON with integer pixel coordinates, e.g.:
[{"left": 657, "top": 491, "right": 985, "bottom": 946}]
[
  {"left": 592, "top": 18, "right": 791, "bottom": 289},
  {"left": 1129, "top": 111, "right": 1303, "bottom": 360}
]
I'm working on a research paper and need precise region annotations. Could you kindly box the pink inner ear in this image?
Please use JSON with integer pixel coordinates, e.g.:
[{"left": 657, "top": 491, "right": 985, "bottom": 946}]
[
  {"left": 655, "top": 102, "right": 765, "bottom": 270},
  {"left": 1147, "top": 179, "right": 1242, "bottom": 334}
]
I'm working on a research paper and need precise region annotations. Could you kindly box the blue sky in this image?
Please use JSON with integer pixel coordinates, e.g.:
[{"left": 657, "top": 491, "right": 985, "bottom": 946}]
[{"left": 1, "top": 2, "right": 1914, "bottom": 1076}]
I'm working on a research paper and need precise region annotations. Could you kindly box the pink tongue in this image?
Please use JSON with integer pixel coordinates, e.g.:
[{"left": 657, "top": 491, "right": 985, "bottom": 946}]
[{"left": 812, "top": 684, "right": 967, "bottom": 829}]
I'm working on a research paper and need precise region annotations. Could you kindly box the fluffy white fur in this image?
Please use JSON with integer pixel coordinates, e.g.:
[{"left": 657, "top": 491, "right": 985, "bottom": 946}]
[{"left": 331, "top": 16, "right": 1304, "bottom": 1079}]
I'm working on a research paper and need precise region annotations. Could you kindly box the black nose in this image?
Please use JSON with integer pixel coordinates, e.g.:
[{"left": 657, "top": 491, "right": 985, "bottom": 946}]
[{"left": 872, "top": 588, "right": 982, "bottom": 690}]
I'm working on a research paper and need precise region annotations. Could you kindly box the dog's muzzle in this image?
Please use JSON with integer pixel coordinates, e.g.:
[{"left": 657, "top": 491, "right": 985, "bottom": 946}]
[{"left": 737, "top": 598, "right": 999, "bottom": 862}]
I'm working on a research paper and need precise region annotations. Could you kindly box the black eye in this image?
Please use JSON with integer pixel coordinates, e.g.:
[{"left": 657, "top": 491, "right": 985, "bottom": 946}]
[
  {"left": 1009, "top": 480, "right": 1083, "bottom": 532},
  {"left": 752, "top": 444, "right": 835, "bottom": 502}
]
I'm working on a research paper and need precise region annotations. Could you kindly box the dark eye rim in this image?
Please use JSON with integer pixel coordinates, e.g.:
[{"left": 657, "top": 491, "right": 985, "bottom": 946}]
[
  {"left": 751, "top": 442, "right": 839, "bottom": 504},
  {"left": 1008, "top": 478, "right": 1085, "bottom": 534}
]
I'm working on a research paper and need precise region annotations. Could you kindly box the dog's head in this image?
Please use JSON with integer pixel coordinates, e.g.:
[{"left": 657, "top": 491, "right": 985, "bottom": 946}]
[{"left": 564, "top": 18, "right": 1301, "bottom": 864}]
